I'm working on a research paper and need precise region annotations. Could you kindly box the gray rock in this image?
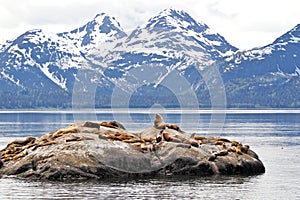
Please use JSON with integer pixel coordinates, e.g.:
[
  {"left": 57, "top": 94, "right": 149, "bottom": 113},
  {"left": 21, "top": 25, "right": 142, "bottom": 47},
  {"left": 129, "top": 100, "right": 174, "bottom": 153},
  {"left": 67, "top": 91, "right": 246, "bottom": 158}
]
[{"left": 0, "top": 114, "right": 265, "bottom": 180}]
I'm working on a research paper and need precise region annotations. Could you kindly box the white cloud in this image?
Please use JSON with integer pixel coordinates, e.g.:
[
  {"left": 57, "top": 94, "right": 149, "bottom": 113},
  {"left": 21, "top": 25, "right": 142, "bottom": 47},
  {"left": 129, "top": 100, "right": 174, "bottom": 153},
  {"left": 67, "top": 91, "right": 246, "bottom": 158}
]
[{"left": 0, "top": 0, "right": 299, "bottom": 49}]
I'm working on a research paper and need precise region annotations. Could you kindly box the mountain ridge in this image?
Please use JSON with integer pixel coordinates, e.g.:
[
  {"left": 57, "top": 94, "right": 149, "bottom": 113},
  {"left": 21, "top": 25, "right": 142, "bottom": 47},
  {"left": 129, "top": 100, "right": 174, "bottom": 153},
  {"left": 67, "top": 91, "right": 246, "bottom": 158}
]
[{"left": 0, "top": 8, "right": 299, "bottom": 108}]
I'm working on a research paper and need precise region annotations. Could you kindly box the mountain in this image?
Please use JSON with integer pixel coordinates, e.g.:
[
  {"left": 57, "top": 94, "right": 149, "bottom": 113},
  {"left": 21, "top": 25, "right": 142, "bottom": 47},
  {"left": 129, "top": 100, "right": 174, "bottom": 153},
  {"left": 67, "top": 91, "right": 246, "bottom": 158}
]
[
  {"left": 0, "top": 13, "right": 127, "bottom": 108},
  {"left": 223, "top": 24, "right": 300, "bottom": 77},
  {"left": 221, "top": 24, "right": 300, "bottom": 107},
  {"left": 86, "top": 9, "right": 237, "bottom": 105},
  {"left": 0, "top": 9, "right": 299, "bottom": 108},
  {"left": 58, "top": 13, "right": 127, "bottom": 52},
  {"left": 125, "top": 9, "right": 237, "bottom": 58}
]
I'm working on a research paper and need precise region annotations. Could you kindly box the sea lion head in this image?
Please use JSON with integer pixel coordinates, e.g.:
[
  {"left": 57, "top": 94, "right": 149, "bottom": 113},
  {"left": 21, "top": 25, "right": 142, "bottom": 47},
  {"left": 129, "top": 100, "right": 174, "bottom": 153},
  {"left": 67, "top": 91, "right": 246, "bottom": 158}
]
[{"left": 154, "top": 114, "right": 165, "bottom": 129}]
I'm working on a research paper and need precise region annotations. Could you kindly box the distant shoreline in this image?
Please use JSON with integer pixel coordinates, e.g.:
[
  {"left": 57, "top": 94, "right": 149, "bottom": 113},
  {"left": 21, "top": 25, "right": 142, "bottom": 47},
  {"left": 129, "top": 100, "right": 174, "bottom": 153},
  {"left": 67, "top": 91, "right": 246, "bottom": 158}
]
[{"left": 0, "top": 108, "right": 300, "bottom": 114}]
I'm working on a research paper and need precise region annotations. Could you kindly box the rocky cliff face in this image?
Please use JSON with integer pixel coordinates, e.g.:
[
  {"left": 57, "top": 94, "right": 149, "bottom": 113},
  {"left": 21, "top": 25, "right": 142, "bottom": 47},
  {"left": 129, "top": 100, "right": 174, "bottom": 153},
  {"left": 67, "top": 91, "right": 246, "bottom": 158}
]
[{"left": 0, "top": 114, "right": 265, "bottom": 180}]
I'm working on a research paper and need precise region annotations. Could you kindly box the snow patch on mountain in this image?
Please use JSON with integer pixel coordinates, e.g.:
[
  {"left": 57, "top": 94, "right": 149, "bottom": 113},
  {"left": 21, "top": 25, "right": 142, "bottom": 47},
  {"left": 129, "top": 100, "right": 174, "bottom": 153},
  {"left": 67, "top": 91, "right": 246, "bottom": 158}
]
[
  {"left": 272, "top": 66, "right": 300, "bottom": 78},
  {"left": 39, "top": 63, "right": 68, "bottom": 90},
  {"left": 0, "top": 70, "right": 24, "bottom": 89}
]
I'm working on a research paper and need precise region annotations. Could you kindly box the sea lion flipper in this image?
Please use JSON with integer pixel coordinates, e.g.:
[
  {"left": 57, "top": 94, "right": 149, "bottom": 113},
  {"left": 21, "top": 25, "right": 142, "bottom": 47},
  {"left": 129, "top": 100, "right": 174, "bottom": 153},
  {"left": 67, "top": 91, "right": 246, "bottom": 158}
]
[{"left": 154, "top": 114, "right": 165, "bottom": 128}]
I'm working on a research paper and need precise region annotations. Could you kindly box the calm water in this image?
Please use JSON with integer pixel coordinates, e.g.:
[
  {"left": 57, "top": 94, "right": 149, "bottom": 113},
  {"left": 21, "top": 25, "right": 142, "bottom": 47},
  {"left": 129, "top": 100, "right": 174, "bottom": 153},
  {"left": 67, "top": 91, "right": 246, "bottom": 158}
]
[{"left": 0, "top": 110, "right": 299, "bottom": 199}]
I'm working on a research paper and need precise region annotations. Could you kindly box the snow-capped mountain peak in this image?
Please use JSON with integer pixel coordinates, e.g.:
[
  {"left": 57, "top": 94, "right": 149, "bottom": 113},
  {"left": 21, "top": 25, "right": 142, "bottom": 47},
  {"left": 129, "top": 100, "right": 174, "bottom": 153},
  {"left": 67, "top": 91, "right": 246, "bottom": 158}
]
[
  {"left": 58, "top": 13, "right": 127, "bottom": 51},
  {"left": 89, "top": 13, "right": 126, "bottom": 37},
  {"left": 125, "top": 8, "right": 237, "bottom": 61},
  {"left": 140, "top": 8, "right": 208, "bottom": 34}
]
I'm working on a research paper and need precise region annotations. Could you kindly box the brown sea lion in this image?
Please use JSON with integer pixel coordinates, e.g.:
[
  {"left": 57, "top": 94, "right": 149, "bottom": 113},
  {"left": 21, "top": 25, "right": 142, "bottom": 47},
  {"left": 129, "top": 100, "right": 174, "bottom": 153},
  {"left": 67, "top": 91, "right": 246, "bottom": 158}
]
[
  {"left": 100, "top": 121, "right": 126, "bottom": 130},
  {"left": 194, "top": 136, "right": 206, "bottom": 141},
  {"left": 153, "top": 114, "right": 182, "bottom": 131},
  {"left": 231, "top": 141, "right": 240, "bottom": 147},
  {"left": 217, "top": 137, "right": 231, "bottom": 143},
  {"left": 214, "top": 141, "right": 224, "bottom": 146},
  {"left": 6, "top": 136, "right": 36, "bottom": 147},
  {"left": 141, "top": 137, "right": 155, "bottom": 143},
  {"left": 154, "top": 114, "right": 165, "bottom": 129},
  {"left": 13, "top": 151, "right": 27, "bottom": 160},
  {"left": 215, "top": 150, "right": 228, "bottom": 156},
  {"left": 165, "top": 124, "right": 180, "bottom": 131},
  {"left": 161, "top": 130, "right": 182, "bottom": 143},
  {"left": 227, "top": 146, "right": 236, "bottom": 153},
  {"left": 190, "top": 141, "right": 199, "bottom": 148},
  {"left": 51, "top": 127, "right": 78, "bottom": 138},
  {"left": 107, "top": 132, "right": 135, "bottom": 141},
  {"left": 236, "top": 145, "right": 243, "bottom": 155},
  {"left": 162, "top": 131, "right": 173, "bottom": 142},
  {"left": 123, "top": 138, "right": 142, "bottom": 143},
  {"left": 241, "top": 145, "right": 250, "bottom": 153}
]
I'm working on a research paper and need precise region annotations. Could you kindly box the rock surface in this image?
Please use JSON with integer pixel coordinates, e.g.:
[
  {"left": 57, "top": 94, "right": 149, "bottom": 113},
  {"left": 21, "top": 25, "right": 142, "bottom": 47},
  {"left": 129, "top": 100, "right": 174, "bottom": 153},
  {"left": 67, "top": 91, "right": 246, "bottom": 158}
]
[{"left": 0, "top": 114, "right": 265, "bottom": 180}]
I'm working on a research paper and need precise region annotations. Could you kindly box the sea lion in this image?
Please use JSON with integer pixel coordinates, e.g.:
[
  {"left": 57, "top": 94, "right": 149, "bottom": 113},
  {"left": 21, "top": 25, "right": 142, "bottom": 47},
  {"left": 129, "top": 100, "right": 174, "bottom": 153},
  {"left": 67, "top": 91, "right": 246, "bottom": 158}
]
[
  {"left": 6, "top": 136, "right": 36, "bottom": 147},
  {"left": 141, "top": 137, "right": 155, "bottom": 143},
  {"left": 156, "top": 135, "right": 162, "bottom": 143},
  {"left": 98, "top": 134, "right": 109, "bottom": 140},
  {"left": 122, "top": 138, "right": 141, "bottom": 143},
  {"left": 162, "top": 130, "right": 173, "bottom": 142},
  {"left": 66, "top": 135, "right": 82, "bottom": 142},
  {"left": 12, "top": 151, "right": 27, "bottom": 160},
  {"left": 227, "top": 146, "right": 236, "bottom": 153},
  {"left": 161, "top": 130, "right": 182, "bottom": 143},
  {"left": 39, "top": 134, "right": 52, "bottom": 142},
  {"left": 241, "top": 145, "right": 250, "bottom": 153},
  {"left": 82, "top": 121, "right": 100, "bottom": 129},
  {"left": 236, "top": 145, "right": 243, "bottom": 155},
  {"left": 100, "top": 121, "right": 126, "bottom": 130},
  {"left": 208, "top": 154, "right": 217, "bottom": 161},
  {"left": 154, "top": 114, "right": 165, "bottom": 129},
  {"left": 217, "top": 137, "right": 231, "bottom": 143},
  {"left": 1, "top": 156, "right": 13, "bottom": 162},
  {"left": 214, "top": 141, "right": 224, "bottom": 146},
  {"left": 153, "top": 114, "right": 182, "bottom": 131},
  {"left": 32, "top": 140, "right": 57, "bottom": 151},
  {"left": 231, "top": 141, "right": 240, "bottom": 147},
  {"left": 51, "top": 127, "right": 78, "bottom": 138},
  {"left": 1, "top": 145, "right": 27, "bottom": 162},
  {"left": 194, "top": 136, "right": 206, "bottom": 141},
  {"left": 190, "top": 141, "right": 199, "bottom": 148},
  {"left": 165, "top": 124, "right": 180, "bottom": 131},
  {"left": 107, "top": 132, "right": 136, "bottom": 141},
  {"left": 208, "top": 149, "right": 228, "bottom": 162},
  {"left": 215, "top": 150, "right": 228, "bottom": 156},
  {"left": 174, "top": 143, "right": 192, "bottom": 149}
]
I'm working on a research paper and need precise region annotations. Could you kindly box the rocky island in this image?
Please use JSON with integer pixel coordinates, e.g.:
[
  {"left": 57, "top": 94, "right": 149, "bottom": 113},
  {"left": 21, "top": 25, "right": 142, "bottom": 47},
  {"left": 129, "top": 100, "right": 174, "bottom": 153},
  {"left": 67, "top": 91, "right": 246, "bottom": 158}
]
[{"left": 0, "top": 114, "right": 265, "bottom": 180}]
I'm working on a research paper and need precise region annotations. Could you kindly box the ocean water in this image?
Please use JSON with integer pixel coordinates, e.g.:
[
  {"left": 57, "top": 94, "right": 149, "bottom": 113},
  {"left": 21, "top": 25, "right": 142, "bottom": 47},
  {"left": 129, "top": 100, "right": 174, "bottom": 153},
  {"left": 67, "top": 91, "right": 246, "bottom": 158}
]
[{"left": 0, "top": 110, "right": 299, "bottom": 199}]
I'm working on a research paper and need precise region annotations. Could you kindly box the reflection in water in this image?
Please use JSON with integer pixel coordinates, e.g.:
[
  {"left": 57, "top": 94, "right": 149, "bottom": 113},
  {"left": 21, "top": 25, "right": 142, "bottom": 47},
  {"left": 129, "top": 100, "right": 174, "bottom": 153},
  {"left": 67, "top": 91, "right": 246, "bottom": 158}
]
[{"left": 0, "top": 175, "right": 260, "bottom": 199}]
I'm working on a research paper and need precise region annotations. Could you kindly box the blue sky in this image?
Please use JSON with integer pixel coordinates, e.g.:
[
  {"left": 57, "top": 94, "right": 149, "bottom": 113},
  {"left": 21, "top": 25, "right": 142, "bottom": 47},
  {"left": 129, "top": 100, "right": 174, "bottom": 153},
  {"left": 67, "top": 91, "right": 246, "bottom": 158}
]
[{"left": 0, "top": 0, "right": 299, "bottom": 50}]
